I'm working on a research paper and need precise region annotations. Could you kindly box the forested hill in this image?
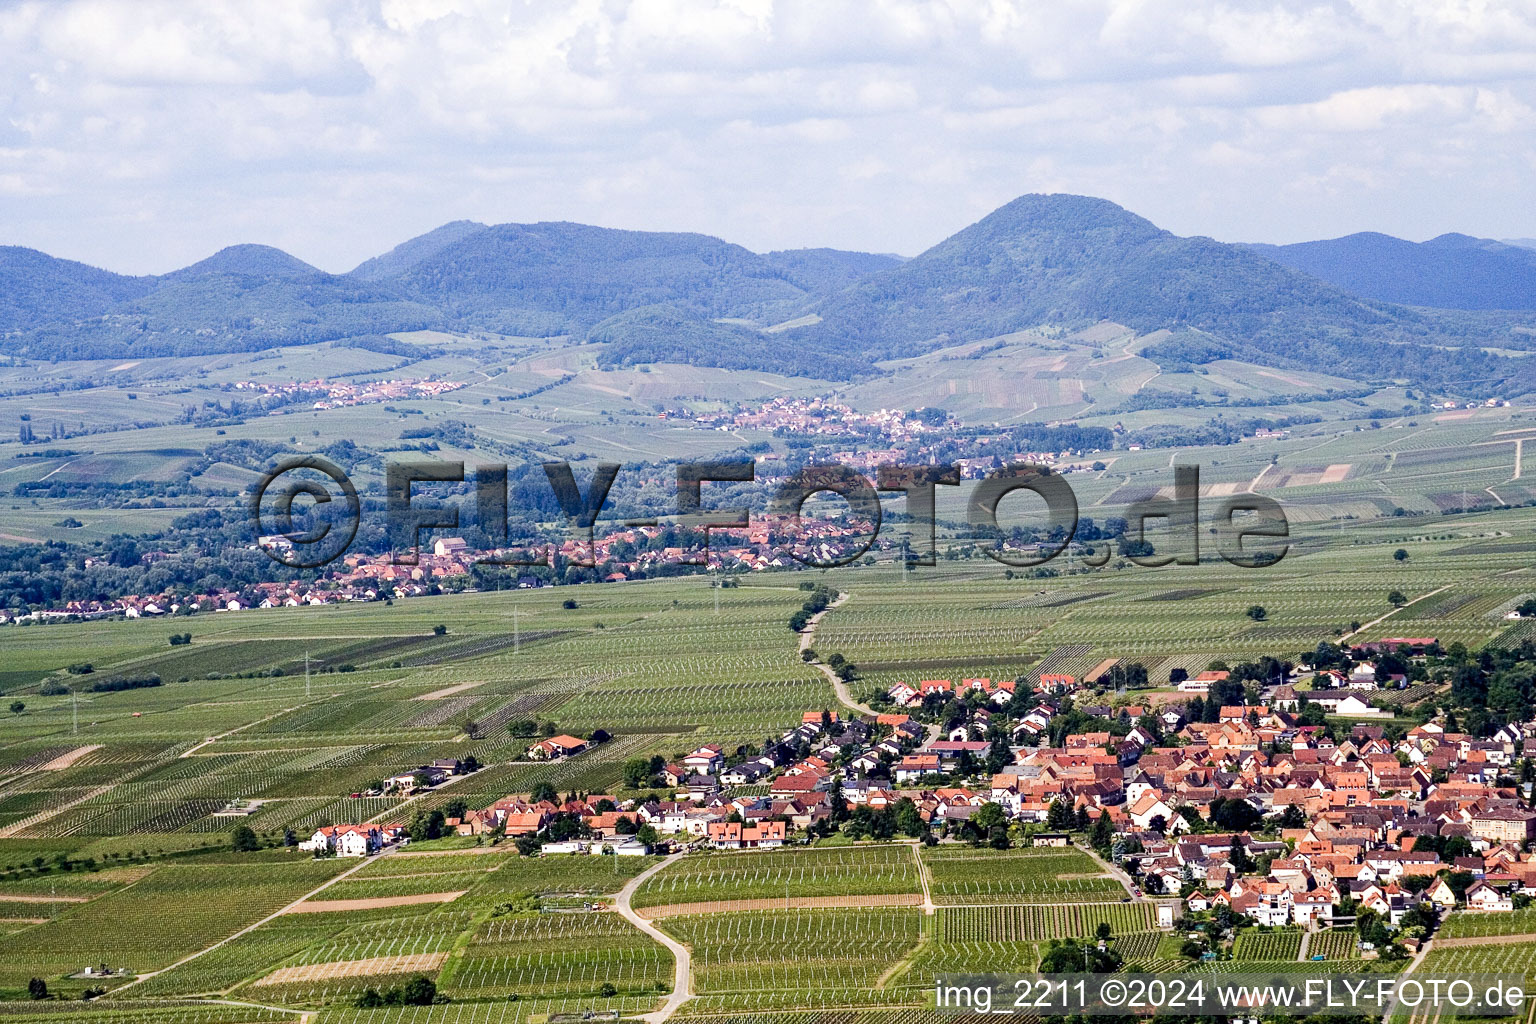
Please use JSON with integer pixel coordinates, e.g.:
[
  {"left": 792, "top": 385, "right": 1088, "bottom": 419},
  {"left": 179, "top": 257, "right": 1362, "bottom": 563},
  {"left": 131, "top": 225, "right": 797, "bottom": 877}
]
[
  {"left": 798, "top": 194, "right": 1536, "bottom": 392},
  {"left": 3, "top": 196, "right": 1535, "bottom": 395},
  {"left": 1247, "top": 232, "right": 1536, "bottom": 310}
]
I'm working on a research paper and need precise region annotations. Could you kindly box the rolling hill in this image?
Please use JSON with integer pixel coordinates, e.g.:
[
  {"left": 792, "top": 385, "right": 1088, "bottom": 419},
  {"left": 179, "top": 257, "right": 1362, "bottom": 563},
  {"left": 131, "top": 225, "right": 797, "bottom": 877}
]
[
  {"left": 1249, "top": 232, "right": 1536, "bottom": 310},
  {"left": 792, "top": 194, "right": 1536, "bottom": 392},
  {"left": 0, "top": 247, "right": 151, "bottom": 333},
  {"left": 2, "top": 196, "right": 1534, "bottom": 395}
]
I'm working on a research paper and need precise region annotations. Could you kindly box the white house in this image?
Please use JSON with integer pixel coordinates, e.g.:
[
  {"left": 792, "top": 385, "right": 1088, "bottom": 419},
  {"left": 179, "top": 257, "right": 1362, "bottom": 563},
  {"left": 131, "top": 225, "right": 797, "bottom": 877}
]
[
  {"left": 1467, "top": 880, "right": 1514, "bottom": 912},
  {"left": 301, "top": 824, "right": 382, "bottom": 857}
]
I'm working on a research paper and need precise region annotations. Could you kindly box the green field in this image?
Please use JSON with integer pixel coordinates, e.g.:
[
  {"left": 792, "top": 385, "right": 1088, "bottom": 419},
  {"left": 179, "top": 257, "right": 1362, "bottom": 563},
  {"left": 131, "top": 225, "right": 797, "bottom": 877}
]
[
  {"left": 633, "top": 847, "right": 920, "bottom": 908},
  {"left": 5, "top": 386, "right": 1536, "bottom": 1015},
  {"left": 920, "top": 846, "right": 1125, "bottom": 905}
]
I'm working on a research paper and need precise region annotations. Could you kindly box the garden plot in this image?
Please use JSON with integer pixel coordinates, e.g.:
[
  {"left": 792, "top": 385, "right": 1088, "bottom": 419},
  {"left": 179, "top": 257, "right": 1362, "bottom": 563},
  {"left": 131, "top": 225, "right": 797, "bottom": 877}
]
[
  {"left": 0, "top": 860, "right": 348, "bottom": 987},
  {"left": 920, "top": 847, "right": 1124, "bottom": 904},
  {"left": 661, "top": 909, "right": 923, "bottom": 1009},
  {"left": 442, "top": 910, "right": 672, "bottom": 1000},
  {"left": 631, "top": 846, "right": 920, "bottom": 909},
  {"left": 936, "top": 903, "right": 1154, "bottom": 941}
]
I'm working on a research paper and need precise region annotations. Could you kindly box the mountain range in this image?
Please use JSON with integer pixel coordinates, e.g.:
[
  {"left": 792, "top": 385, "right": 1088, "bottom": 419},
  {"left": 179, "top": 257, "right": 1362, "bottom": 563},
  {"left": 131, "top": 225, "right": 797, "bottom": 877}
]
[
  {"left": 1248, "top": 232, "right": 1536, "bottom": 310},
  {"left": 2, "top": 195, "right": 1533, "bottom": 394}
]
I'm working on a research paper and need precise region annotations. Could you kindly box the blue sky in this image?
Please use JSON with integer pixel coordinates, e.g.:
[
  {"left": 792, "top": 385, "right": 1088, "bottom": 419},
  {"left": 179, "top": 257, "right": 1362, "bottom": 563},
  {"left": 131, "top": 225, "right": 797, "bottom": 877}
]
[{"left": 2, "top": 0, "right": 1535, "bottom": 274}]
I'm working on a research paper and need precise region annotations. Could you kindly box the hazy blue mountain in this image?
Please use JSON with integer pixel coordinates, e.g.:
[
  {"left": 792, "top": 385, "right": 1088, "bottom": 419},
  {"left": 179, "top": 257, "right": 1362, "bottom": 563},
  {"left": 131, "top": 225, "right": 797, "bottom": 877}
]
[
  {"left": 347, "top": 221, "right": 489, "bottom": 281},
  {"left": 18, "top": 244, "right": 441, "bottom": 360},
  {"left": 761, "top": 248, "right": 906, "bottom": 295},
  {"left": 387, "top": 221, "right": 816, "bottom": 327},
  {"left": 1249, "top": 232, "right": 1536, "bottom": 309},
  {"left": 588, "top": 303, "right": 868, "bottom": 379},
  {"left": 3, "top": 198, "right": 1535, "bottom": 391},
  {"left": 805, "top": 194, "right": 1387, "bottom": 353},
  {"left": 1504, "top": 239, "right": 1536, "bottom": 250},
  {"left": 0, "top": 247, "right": 151, "bottom": 332},
  {"left": 162, "top": 244, "right": 324, "bottom": 282},
  {"left": 797, "top": 194, "right": 1534, "bottom": 390}
]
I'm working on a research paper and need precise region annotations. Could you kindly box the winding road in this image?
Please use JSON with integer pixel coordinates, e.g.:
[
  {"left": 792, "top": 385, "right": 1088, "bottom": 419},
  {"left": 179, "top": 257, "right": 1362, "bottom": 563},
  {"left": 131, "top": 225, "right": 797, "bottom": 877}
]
[
  {"left": 613, "top": 853, "right": 693, "bottom": 1024},
  {"left": 799, "top": 590, "right": 941, "bottom": 745}
]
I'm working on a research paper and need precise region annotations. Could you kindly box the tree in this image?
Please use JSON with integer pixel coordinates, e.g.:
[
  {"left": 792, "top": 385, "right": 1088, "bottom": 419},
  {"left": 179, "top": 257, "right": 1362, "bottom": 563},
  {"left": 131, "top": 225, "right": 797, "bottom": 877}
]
[
  {"left": 1388, "top": 590, "right": 1407, "bottom": 607},
  {"left": 623, "top": 757, "right": 654, "bottom": 789},
  {"left": 530, "top": 782, "right": 559, "bottom": 804},
  {"left": 1229, "top": 835, "right": 1254, "bottom": 875},
  {"left": 972, "top": 802, "right": 1006, "bottom": 833},
  {"left": 230, "top": 825, "right": 260, "bottom": 853},
  {"left": 27, "top": 978, "right": 47, "bottom": 1000},
  {"left": 894, "top": 798, "right": 925, "bottom": 838},
  {"left": 432, "top": 624, "right": 447, "bottom": 635},
  {"left": 1246, "top": 605, "right": 1267, "bottom": 621},
  {"left": 409, "top": 810, "right": 447, "bottom": 843},
  {"left": 1394, "top": 548, "right": 1409, "bottom": 561},
  {"left": 400, "top": 975, "right": 437, "bottom": 1005},
  {"left": 1089, "top": 812, "right": 1114, "bottom": 853},
  {"left": 8, "top": 702, "right": 23, "bottom": 715},
  {"left": 1046, "top": 798, "right": 1075, "bottom": 831}
]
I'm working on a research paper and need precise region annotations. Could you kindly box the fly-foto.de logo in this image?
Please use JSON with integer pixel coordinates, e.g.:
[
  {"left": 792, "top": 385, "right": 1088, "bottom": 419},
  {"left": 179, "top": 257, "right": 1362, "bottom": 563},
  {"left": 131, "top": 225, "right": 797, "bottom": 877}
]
[{"left": 250, "top": 458, "right": 1288, "bottom": 572}]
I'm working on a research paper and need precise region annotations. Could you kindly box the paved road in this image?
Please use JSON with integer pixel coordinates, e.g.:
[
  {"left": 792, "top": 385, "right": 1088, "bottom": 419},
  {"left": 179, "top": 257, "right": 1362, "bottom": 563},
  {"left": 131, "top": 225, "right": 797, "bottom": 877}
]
[
  {"left": 614, "top": 853, "right": 693, "bottom": 1024},
  {"left": 800, "top": 591, "right": 940, "bottom": 745},
  {"left": 1080, "top": 842, "right": 1140, "bottom": 899}
]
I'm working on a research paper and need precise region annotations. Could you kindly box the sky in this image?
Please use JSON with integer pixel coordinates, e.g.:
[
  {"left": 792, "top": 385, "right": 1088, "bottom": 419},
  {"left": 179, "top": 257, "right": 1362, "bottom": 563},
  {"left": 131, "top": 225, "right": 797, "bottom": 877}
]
[{"left": 2, "top": 0, "right": 1535, "bottom": 275}]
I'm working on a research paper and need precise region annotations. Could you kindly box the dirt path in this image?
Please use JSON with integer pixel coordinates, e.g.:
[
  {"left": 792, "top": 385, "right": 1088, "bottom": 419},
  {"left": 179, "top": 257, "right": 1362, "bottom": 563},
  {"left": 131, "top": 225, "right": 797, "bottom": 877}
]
[
  {"left": 1427, "top": 932, "right": 1536, "bottom": 948},
  {"left": 614, "top": 854, "right": 693, "bottom": 1024},
  {"left": 1248, "top": 463, "right": 1274, "bottom": 493},
  {"left": 182, "top": 698, "right": 334, "bottom": 758},
  {"left": 903, "top": 842, "right": 936, "bottom": 914},
  {"left": 1297, "top": 929, "right": 1311, "bottom": 961},
  {"left": 638, "top": 892, "right": 923, "bottom": 919},
  {"left": 286, "top": 890, "right": 467, "bottom": 914},
  {"left": 800, "top": 592, "right": 941, "bottom": 746},
  {"left": 1382, "top": 933, "right": 1437, "bottom": 1024},
  {"left": 39, "top": 745, "right": 102, "bottom": 771},
  {"left": 112, "top": 846, "right": 394, "bottom": 993},
  {"left": 254, "top": 951, "right": 448, "bottom": 986},
  {"left": 1340, "top": 585, "right": 1452, "bottom": 644}
]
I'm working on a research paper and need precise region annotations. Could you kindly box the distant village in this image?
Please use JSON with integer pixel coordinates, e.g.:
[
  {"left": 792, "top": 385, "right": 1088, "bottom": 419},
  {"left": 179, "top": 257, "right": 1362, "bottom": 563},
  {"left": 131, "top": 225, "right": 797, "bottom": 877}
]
[
  {"left": 3, "top": 525, "right": 877, "bottom": 624},
  {"left": 231, "top": 376, "right": 468, "bottom": 410},
  {"left": 303, "top": 633, "right": 1536, "bottom": 953}
]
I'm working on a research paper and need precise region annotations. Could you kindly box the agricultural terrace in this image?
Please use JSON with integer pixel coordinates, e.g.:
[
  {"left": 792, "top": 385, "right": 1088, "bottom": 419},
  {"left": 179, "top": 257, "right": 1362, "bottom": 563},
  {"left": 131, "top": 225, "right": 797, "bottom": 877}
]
[
  {"left": 440, "top": 909, "right": 672, "bottom": 1001},
  {"left": 631, "top": 846, "right": 920, "bottom": 909},
  {"left": 661, "top": 909, "right": 924, "bottom": 1013},
  {"left": 935, "top": 903, "right": 1156, "bottom": 942},
  {"left": 919, "top": 846, "right": 1125, "bottom": 904},
  {"left": 4, "top": 425, "right": 1536, "bottom": 1016},
  {"left": 0, "top": 860, "right": 347, "bottom": 988},
  {"left": 1232, "top": 929, "right": 1303, "bottom": 960},
  {"left": 1439, "top": 908, "right": 1536, "bottom": 939}
]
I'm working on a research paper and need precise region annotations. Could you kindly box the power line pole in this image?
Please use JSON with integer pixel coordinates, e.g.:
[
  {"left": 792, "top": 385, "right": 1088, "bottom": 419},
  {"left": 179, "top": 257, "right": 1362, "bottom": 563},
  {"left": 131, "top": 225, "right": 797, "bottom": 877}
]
[{"left": 304, "top": 651, "right": 311, "bottom": 699}]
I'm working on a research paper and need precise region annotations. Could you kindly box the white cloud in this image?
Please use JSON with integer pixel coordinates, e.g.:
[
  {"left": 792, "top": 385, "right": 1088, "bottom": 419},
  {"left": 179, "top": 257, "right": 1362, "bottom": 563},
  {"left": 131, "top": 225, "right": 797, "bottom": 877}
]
[{"left": 0, "top": 0, "right": 1532, "bottom": 273}]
